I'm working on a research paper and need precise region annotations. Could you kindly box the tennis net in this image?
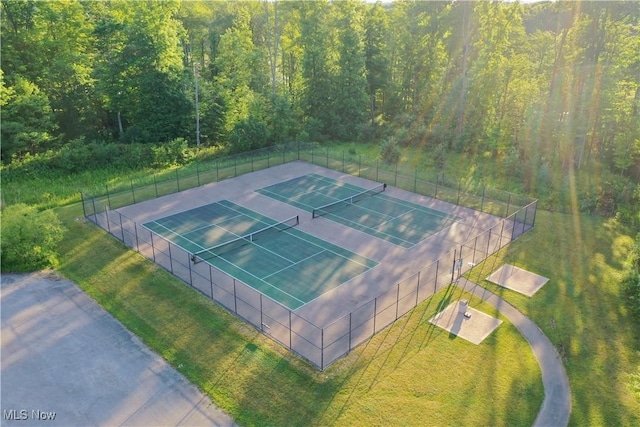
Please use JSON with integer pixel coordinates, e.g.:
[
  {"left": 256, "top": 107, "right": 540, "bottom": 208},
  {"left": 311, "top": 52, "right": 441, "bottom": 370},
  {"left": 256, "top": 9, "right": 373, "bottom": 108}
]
[
  {"left": 312, "top": 183, "right": 387, "bottom": 218},
  {"left": 191, "top": 215, "right": 300, "bottom": 264}
]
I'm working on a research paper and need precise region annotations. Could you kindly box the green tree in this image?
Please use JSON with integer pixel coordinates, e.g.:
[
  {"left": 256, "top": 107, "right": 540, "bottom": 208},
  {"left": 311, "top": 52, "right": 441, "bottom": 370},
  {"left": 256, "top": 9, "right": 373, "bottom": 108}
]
[
  {"left": 0, "top": 204, "right": 66, "bottom": 272},
  {"left": 330, "top": 0, "right": 369, "bottom": 140},
  {"left": 1, "top": 76, "right": 57, "bottom": 160},
  {"left": 364, "top": 2, "right": 390, "bottom": 127}
]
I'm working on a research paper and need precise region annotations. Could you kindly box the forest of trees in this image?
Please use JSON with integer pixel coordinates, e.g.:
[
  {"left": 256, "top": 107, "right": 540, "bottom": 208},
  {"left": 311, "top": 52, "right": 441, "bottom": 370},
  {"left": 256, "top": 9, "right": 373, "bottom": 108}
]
[{"left": 2, "top": 0, "right": 639, "bottom": 215}]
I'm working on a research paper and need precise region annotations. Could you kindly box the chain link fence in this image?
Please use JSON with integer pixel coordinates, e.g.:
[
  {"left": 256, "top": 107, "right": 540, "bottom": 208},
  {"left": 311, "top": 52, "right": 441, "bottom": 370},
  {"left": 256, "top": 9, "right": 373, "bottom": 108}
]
[{"left": 81, "top": 142, "right": 537, "bottom": 369}]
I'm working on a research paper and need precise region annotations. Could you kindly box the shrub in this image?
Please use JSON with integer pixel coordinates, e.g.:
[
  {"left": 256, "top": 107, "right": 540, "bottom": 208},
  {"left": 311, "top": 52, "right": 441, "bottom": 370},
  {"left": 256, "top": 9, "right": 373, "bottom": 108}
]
[
  {"left": 379, "top": 137, "right": 401, "bottom": 164},
  {"left": 621, "top": 233, "right": 640, "bottom": 320},
  {"left": 1, "top": 204, "right": 66, "bottom": 272}
]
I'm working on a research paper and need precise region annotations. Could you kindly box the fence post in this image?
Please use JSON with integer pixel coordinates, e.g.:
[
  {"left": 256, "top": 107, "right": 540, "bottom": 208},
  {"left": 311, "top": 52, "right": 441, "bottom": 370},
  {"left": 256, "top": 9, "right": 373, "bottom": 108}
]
[
  {"left": 119, "top": 213, "right": 125, "bottom": 242},
  {"left": 188, "top": 253, "right": 193, "bottom": 286},
  {"left": 326, "top": 146, "right": 329, "bottom": 167},
  {"left": 168, "top": 242, "right": 174, "bottom": 273},
  {"left": 321, "top": 329, "right": 324, "bottom": 371},
  {"left": 289, "top": 311, "right": 292, "bottom": 349},
  {"left": 216, "top": 161, "right": 219, "bottom": 181},
  {"left": 451, "top": 248, "right": 457, "bottom": 283},
  {"left": 342, "top": 150, "right": 345, "bottom": 172},
  {"left": 91, "top": 197, "right": 98, "bottom": 225},
  {"left": 505, "top": 193, "right": 511, "bottom": 217},
  {"left": 154, "top": 174, "right": 158, "bottom": 198},
  {"left": 358, "top": 155, "right": 362, "bottom": 176},
  {"left": 134, "top": 222, "right": 140, "bottom": 252},
  {"left": 196, "top": 162, "right": 201, "bottom": 186},
  {"left": 105, "top": 184, "right": 111, "bottom": 207},
  {"left": 435, "top": 174, "right": 438, "bottom": 198},
  {"left": 104, "top": 206, "right": 111, "bottom": 234},
  {"left": 456, "top": 180, "right": 461, "bottom": 205},
  {"left": 251, "top": 155, "right": 254, "bottom": 172},
  {"left": 481, "top": 186, "right": 486, "bottom": 212},
  {"left": 395, "top": 161, "right": 398, "bottom": 186},
  {"left": 531, "top": 201, "right": 538, "bottom": 227},
  {"left": 348, "top": 313, "right": 352, "bottom": 351},
  {"left": 150, "top": 233, "right": 156, "bottom": 262},
  {"left": 312, "top": 147, "right": 314, "bottom": 164},
  {"left": 373, "top": 297, "right": 377, "bottom": 333},
  {"left": 414, "top": 168, "right": 418, "bottom": 192},
  {"left": 130, "top": 179, "right": 136, "bottom": 204},
  {"left": 376, "top": 159, "right": 379, "bottom": 182},
  {"left": 234, "top": 158, "right": 237, "bottom": 176},
  {"left": 176, "top": 169, "right": 180, "bottom": 192},
  {"left": 209, "top": 266, "right": 214, "bottom": 299},
  {"left": 415, "top": 271, "right": 421, "bottom": 306},
  {"left": 434, "top": 260, "right": 439, "bottom": 293},
  {"left": 396, "top": 283, "right": 400, "bottom": 319},
  {"left": 233, "top": 279, "right": 238, "bottom": 313}
]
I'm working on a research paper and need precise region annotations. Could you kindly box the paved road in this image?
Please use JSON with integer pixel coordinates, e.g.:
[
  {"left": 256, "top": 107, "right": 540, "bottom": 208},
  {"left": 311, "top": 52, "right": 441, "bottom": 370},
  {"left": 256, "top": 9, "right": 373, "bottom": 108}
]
[
  {"left": 456, "top": 278, "right": 571, "bottom": 427},
  {"left": 1, "top": 272, "right": 235, "bottom": 427}
]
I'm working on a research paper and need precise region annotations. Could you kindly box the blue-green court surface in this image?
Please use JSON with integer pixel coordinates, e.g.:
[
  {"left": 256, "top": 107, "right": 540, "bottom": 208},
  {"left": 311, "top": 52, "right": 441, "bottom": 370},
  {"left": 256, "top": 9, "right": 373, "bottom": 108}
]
[
  {"left": 256, "top": 173, "right": 460, "bottom": 248},
  {"left": 142, "top": 200, "right": 377, "bottom": 310}
]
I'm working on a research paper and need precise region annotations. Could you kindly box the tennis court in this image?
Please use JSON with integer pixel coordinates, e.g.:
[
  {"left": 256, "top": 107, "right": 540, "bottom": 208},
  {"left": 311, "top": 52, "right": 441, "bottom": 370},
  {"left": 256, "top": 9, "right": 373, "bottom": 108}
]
[
  {"left": 256, "top": 173, "right": 460, "bottom": 248},
  {"left": 142, "top": 200, "right": 377, "bottom": 310}
]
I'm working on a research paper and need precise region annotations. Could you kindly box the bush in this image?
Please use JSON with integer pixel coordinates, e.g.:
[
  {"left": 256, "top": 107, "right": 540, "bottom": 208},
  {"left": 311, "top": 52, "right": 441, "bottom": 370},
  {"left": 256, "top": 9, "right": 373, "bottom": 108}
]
[
  {"left": 228, "top": 117, "right": 269, "bottom": 154},
  {"left": 621, "top": 233, "right": 640, "bottom": 321},
  {"left": 379, "top": 137, "right": 401, "bottom": 164},
  {"left": 1, "top": 204, "right": 66, "bottom": 272}
]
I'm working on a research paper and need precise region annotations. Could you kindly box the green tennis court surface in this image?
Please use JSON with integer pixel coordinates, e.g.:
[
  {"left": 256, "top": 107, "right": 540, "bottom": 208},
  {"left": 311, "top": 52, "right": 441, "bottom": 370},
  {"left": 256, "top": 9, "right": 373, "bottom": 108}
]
[
  {"left": 142, "top": 200, "right": 377, "bottom": 310},
  {"left": 256, "top": 173, "right": 460, "bottom": 248}
]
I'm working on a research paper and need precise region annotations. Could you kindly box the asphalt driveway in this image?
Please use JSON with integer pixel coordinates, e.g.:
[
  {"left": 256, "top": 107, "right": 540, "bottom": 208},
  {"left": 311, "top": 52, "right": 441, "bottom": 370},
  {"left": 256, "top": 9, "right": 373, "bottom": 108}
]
[{"left": 1, "top": 271, "right": 235, "bottom": 426}]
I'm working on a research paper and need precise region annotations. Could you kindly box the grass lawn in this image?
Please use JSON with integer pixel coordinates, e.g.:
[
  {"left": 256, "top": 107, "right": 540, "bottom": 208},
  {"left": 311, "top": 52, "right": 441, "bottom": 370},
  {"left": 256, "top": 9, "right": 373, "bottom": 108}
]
[
  {"left": 55, "top": 201, "right": 542, "bottom": 426},
  {"left": 5, "top": 143, "right": 639, "bottom": 425},
  {"left": 465, "top": 210, "right": 640, "bottom": 426}
]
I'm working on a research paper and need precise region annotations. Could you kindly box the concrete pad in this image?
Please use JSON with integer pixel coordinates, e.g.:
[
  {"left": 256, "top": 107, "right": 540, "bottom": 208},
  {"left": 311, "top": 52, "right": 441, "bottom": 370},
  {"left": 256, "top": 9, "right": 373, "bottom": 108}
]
[
  {"left": 1, "top": 272, "right": 235, "bottom": 427},
  {"left": 429, "top": 300, "right": 502, "bottom": 345},
  {"left": 486, "top": 264, "right": 549, "bottom": 297}
]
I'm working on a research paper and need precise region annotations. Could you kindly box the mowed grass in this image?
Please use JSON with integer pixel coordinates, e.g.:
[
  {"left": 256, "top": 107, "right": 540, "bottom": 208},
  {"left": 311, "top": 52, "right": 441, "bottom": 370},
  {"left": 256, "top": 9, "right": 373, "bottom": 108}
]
[
  {"left": 55, "top": 202, "right": 542, "bottom": 426},
  {"left": 465, "top": 210, "right": 640, "bottom": 426}
]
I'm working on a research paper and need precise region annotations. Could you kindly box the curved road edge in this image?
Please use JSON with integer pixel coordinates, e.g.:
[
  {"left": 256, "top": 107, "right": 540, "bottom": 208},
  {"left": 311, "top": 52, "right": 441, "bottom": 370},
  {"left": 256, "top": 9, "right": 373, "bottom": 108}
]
[{"left": 456, "top": 278, "right": 571, "bottom": 427}]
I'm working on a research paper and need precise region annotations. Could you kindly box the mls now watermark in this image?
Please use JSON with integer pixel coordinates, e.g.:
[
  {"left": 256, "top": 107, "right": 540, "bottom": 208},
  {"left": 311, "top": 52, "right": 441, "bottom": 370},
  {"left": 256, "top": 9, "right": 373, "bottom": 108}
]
[{"left": 4, "top": 409, "right": 57, "bottom": 421}]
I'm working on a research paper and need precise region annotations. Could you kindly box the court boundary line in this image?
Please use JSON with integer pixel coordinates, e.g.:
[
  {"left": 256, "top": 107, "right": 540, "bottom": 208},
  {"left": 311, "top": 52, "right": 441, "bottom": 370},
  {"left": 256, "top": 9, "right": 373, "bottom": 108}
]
[
  {"left": 261, "top": 174, "right": 467, "bottom": 248},
  {"left": 222, "top": 201, "right": 374, "bottom": 270}
]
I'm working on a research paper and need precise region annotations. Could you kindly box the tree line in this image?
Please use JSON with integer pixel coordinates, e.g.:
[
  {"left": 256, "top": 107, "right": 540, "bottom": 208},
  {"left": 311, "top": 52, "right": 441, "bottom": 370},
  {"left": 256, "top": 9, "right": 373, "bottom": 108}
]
[{"left": 2, "top": 1, "right": 638, "bottom": 187}]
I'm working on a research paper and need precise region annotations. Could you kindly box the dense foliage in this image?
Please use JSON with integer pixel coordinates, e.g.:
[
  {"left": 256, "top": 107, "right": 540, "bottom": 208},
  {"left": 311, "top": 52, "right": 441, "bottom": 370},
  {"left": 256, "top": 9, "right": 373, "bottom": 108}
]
[
  {"left": 1, "top": 0, "right": 638, "bottom": 219},
  {"left": 621, "top": 233, "right": 640, "bottom": 320},
  {"left": 0, "top": 203, "right": 66, "bottom": 272}
]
